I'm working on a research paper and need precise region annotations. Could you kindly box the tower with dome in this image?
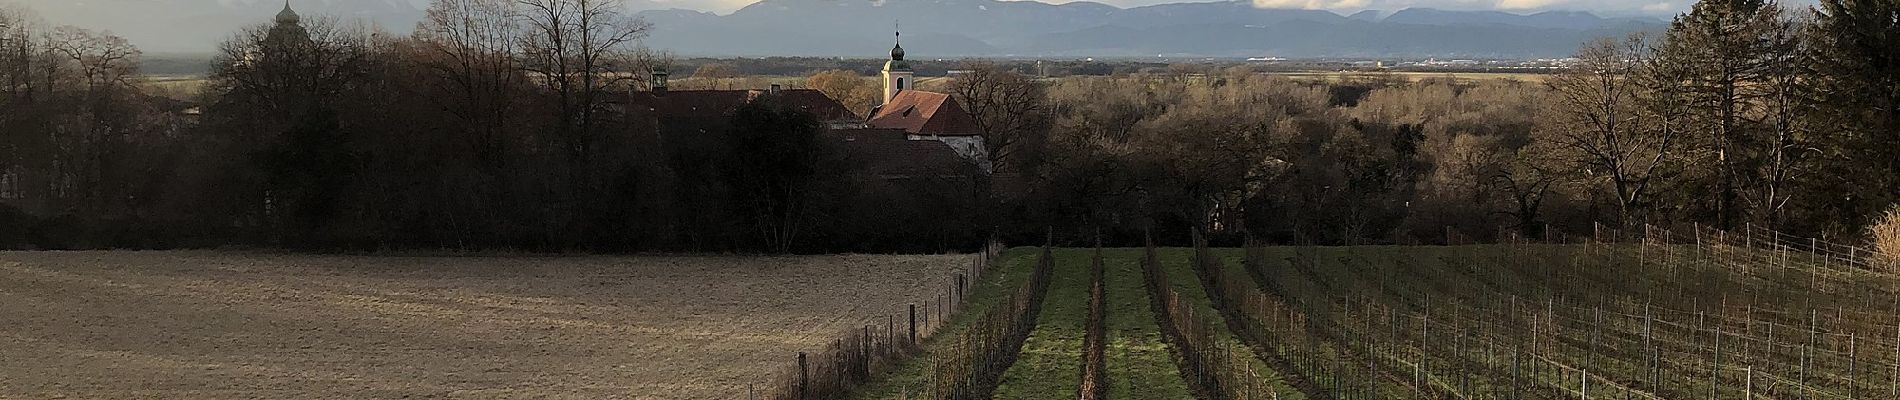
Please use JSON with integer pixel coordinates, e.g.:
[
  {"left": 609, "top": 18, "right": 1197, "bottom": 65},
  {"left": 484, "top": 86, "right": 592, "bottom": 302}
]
[
  {"left": 264, "top": 1, "right": 311, "bottom": 48},
  {"left": 880, "top": 31, "right": 913, "bottom": 106},
  {"left": 865, "top": 32, "right": 993, "bottom": 172}
]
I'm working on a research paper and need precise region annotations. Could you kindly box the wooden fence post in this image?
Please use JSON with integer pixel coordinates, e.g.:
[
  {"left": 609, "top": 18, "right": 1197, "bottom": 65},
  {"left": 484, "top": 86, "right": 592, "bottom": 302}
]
[
  {"left": 909, "top": 304, "right": 918, "bottom": 345},
  {"left": 797, "top": 352, "right": 809, "bottom": 400},
  {"left": 956, "top": 273, "right": 966, "bottom": 304},
  {"left": 1851, "top": 333, "right": 1858, "bottom": 400},
  {"left": 1804, "top": 309, "right": 1816, "bottom": 400},
  {"left": 1582, "top": 369, "right": 1589, "bottom": 399},
  {"left": 1713, "top": 324, "right": 1723, "bottom": 400}
]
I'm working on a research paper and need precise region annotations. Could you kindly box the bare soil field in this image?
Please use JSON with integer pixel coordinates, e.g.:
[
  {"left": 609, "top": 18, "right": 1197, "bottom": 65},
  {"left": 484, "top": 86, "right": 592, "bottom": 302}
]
[{"left": 0, "top": 251, "right": 972, "bottom": 399}]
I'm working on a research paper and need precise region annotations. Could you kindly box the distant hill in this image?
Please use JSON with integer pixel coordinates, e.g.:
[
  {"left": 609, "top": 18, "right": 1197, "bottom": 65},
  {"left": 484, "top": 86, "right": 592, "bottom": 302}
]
[
  {"left": 16, "top": 0, "right": 1665, "bottom": 58},
  {"left": 637, "top": 0, "right": 1665, "bottom": 58},
  {"left": 1380, "top": 8, "right": 1658, "bottom": 30}
]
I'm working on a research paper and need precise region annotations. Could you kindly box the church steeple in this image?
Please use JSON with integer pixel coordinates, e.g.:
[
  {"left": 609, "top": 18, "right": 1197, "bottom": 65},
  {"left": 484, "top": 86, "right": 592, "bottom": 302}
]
[
  {"left": 265, "top": 0, "right": 311, "bottom": 48},
  {"left": 880, "top": 25, "right": 913, "bottom": 105},
  {"left": 275, "top": 1, "right": 302, "bottom": 26},
  {"left": 891, "top": 30, "right": 905, "bottom": 61}
]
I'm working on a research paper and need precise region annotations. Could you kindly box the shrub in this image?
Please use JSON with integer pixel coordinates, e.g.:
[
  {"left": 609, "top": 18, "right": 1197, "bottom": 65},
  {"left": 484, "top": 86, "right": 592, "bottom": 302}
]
[
  {"left": 30, "top": 213, "right": 92, "bottom": 250},
  {"left": 1872, "top": 205, "right": 1900, "bottom": 258},
  {"left": 0, "top": 204, "right": 31, "bottom": 249}
]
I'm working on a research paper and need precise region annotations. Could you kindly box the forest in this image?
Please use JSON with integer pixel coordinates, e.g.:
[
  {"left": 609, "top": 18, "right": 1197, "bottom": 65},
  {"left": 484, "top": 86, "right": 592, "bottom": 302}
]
[{"left": 0, "top": 0, "right": 1897, "bottom": 252}]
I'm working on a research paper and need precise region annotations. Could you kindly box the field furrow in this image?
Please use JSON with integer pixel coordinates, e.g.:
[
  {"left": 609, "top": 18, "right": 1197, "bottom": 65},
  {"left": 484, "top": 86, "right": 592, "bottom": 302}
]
[
  {"left": 1100, "top": 248, "right": 1197, "bottom": 400},
  {"left": 991, "top": 249, "right": 1090, "bottom": 398}
]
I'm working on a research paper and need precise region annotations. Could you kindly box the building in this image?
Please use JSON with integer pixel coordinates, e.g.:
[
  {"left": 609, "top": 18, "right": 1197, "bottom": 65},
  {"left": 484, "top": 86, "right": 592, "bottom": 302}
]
[
  {"left": 232, "top": 1, "right": 310, "bottom": 67},
  {"left": 267, "top": 2, "right": 309, "bottom": 45},
  {"left": 864, "top": 33, "right": 993, "bottom": 173},
  {"left": 605, "top": 32, "right": 991, "bottom": 185}
]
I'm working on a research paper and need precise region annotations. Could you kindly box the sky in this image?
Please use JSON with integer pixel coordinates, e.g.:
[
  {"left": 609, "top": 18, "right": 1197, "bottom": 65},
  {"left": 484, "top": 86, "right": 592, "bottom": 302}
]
[
  {"left": 11, "top": 0, "right": 1824, "bottom": 17},
  {"left": 2, "top": 0, "right": 1825, "bottom": 53},
  {"left": 683, "top": 0, "right": 1823, "bottom": 16}
]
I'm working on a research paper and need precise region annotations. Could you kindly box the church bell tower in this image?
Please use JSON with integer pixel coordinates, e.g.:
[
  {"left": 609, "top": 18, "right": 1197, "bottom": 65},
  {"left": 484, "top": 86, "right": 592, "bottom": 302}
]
[{"left": 880, "top": 29, "right": 913, "bottom": 105}]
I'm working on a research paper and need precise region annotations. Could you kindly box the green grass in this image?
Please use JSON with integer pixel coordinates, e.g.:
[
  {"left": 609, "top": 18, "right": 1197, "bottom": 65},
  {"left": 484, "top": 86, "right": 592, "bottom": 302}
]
[
  {"left": 844, "top": 247, "right": 1316, "bottom": 400},
  {"left": 989, "top": 249, "right": 1091, "bottom": 398},
  {"left": 1164, "top": 248, "right": 1312, "bottom": 400},
  {"left": 1226, "top": 243, "right": 1900, "bottom": 400},
  {"left": 848, "top": 243, "right": 1896, "bottom": 400},
  {"left": 845, "top": 247, "right": 1043, "bottom": 400},
  {"left": 1098, "top": 248, "right": 1197, "bottom": 400}
]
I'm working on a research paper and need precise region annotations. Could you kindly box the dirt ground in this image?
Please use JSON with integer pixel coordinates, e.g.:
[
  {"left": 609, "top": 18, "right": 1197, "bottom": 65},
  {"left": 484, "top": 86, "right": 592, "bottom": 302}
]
[{"left": 0, "top": 251, "right": 973, "bottom": 399}]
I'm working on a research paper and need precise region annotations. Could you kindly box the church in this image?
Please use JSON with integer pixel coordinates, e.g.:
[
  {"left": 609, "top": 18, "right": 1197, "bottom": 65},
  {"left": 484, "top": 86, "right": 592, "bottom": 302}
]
[
  {"left": 863, "top": 34, "right": 992, "bottom": 173},
  {"left": 255, "top": 4, "right": 991, "bottom": 180},
  {"left": 613, "top": 33, "right": 995, "bottom": 181}
]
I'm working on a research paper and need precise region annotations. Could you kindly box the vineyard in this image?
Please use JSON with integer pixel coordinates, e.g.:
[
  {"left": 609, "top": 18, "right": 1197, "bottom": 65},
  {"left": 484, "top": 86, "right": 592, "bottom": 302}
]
[{"left": 803, "top": 225, "right": 1898, "bottom": 399}]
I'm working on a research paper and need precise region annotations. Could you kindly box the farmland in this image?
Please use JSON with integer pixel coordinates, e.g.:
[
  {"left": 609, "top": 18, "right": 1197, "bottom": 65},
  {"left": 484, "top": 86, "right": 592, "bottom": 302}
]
[
  {"left": 3, "top": 226, "right": 1890, "bottom": 400},
  {"left": 821, "top": 226, "right": 1897, "bottom": 399},
  {"left": 0, "top": 251, "right": 974, "bottom": 399}
]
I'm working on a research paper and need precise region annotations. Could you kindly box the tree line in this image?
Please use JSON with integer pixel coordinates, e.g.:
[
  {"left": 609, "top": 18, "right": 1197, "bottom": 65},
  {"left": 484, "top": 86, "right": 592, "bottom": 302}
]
[
  {"left": 2, "top": 0, "right": 1896, "bottom": 251},
  {"left": 1012, "top": 0, "right": 1899, "bottom": 245},
  {"left": 0, "top": 0, "right": 984, "bottom": 252}
]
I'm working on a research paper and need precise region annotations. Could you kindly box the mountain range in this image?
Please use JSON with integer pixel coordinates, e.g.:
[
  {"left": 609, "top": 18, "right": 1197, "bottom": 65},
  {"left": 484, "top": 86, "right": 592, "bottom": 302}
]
[
  {"left": 16, "top": 0, "right": 1665, "bottom": 58},
  {"left": 639, "top": 0, "right": 1665, "bottom": 58}
]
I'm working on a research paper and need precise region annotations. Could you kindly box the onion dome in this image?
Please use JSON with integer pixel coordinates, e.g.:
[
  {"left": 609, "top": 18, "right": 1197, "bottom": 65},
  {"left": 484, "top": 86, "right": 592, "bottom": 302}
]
[{"left": 275, "top": 2, "right": 301, "bottom": 25}]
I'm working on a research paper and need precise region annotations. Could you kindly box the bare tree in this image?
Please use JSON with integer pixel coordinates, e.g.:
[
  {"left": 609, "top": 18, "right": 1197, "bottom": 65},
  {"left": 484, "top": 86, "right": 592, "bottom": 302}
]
[
  {"left": 48, "top": 26, "right": 138, "bottom": 94},
  {"left": 0, "top": 5, "right": 46, "bottom": 97},
  {"left": 1547, "top": 34, "right": 1675, "bottom": 225},
  {"left": 416, "top": 0, "right": 528, "bottom": 171},
  {"left": 43, "top": 26, "right": 141, "bottom": 211},
  {"left": 0, "top": 6, "right": 42, "bottom": 197},
  {"left": 211, "top": 17, "right": 374, "bottom": 116},
  {"left": 690, "top": 62, "right": 738, "bottom": 90},
  {"left": 948, "top": 62, "right": 1051, "bottom": 172},
  {"left": 1492, "top": 139, "right": 1563, "bottom": 237},
  {"left": 804, "top": 69, "right": 877, "bottom": 117},
  {"left": 513, "top": 0, "right": 650, "bottom": 153}
]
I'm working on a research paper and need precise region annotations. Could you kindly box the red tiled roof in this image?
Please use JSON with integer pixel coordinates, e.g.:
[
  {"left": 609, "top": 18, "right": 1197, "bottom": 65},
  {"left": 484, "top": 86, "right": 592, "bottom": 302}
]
[
  {"left": 759, "top": 89, "right": 861, "bottom": 122},
  {"left": 866, "top": 90, "right": 980, "bottom": 136}
]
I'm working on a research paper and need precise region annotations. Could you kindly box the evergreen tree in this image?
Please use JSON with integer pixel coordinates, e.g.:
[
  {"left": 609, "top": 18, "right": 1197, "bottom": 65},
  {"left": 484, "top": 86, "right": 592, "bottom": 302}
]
[
  {"left": 1653, "top": 0, "right": 1808, "bottom": 229},
  {"left": 1808, "top": 0, "right": 1900, "bottom": 232}
]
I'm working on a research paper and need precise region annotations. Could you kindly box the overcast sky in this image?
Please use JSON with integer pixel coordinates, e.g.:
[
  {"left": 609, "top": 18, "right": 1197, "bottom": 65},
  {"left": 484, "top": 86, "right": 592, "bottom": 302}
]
[
  {"left": 11, "top": 0, "right": 1825, "bottom": 16},
  {"left": 683, "top": 0, "right": 1824, "bottom": 16},
  {"left": 3, "top": 0, "right": 1826, "bottom": 54}
]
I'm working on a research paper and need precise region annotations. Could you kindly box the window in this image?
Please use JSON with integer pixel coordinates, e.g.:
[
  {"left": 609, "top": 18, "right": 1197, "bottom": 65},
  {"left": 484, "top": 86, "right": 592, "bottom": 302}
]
[{"left": 896, "top": 77, "right": 905, "bottom": 90}]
